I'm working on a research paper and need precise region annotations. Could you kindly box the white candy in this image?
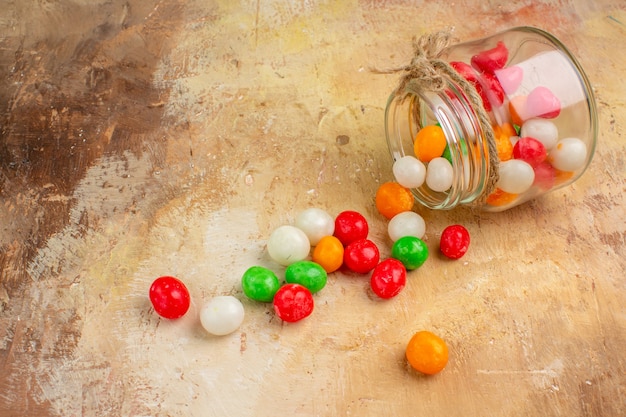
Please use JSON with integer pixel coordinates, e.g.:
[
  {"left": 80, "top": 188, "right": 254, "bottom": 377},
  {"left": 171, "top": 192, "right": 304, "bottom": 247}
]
[
  {"left": 393, "top": 156, "right": 426, "bottom": 188},
  {"left": 425, "top": 157, "right": 454, "bottom": 192},
  {"left": 200, "top": 296, "right": 245, "bottom": 336},
  {"left": 549, "top": 137, "right": 588, "bottom": 172},
  {"left": 388, "top": 211, "right": 426, "bottom": 242},
  {"left": 498, "top": 159, "right": 535, "bottom": 194},
  {"left": 267, "top": 225, "right": 310, "bottom": 266},
  {"left": 520, "top": 118, "right": 559, "bottom": 150},
  {"left": 295, "top": 208, "right": 334, "bottom": 246}
]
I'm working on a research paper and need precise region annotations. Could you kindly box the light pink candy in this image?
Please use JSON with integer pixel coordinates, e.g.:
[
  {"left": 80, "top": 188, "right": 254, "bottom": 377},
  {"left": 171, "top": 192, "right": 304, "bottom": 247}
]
[
  {"left": 525, "top": 86, "right": 561, "bottom": 119},
  {"left": 495, "top": 66, "right": 523, "bottom": 95}
]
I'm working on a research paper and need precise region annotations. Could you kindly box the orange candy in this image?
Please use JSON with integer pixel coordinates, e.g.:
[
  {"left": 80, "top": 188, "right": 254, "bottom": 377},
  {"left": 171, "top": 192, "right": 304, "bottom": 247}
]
[
  {"left": 486, "top": 188, "right": 518, "bottom": 206},
  {"left": 312, "top": 235, "right": 344, "bottom": 273},
  {"left": 492, "top": 124, "right": 514, "bottom": 161},
  {"left": 405, "top": 331, "right": 449, "bottom": 375},
  {"left": 375, "top": 182, "right": 414, "bottom": 220},
  {"left": 414, "top": 125, "right": 447, "bottom": 162}
]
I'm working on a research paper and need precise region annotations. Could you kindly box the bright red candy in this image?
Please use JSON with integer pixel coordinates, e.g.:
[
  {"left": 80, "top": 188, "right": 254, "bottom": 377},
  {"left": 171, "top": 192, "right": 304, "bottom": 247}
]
[
  {"left": 450, "top": 61, "right": 492, "bottom": 112},
  {"left": 480, "top": 71, "right": 505, "bottom": 106},
  {"left": 273, "top": 284, "right": 314, "bottom": 323},
  {"left": 334, "top": 210, "right": 369, "bottom": 246},
  {"left": 149, "top": 276, "right": 191, "bottom": 319},
  {"left": 440, "top": 225, "right": 470, "bottom": 260},
  {"left": 470, "top": 41, "right": 509, "bottom": 73},
  {"left": 370, "top": 258, "right": 407, "bottom": 299},
  {"left": 513, "top": 137, "right": 547, "bottom": 167},
  {"left": 533, "top": 162, "right": 556, "bottom": 190},
  {"left": 343, "top": 238, "right": 380, "bottom": 274}
]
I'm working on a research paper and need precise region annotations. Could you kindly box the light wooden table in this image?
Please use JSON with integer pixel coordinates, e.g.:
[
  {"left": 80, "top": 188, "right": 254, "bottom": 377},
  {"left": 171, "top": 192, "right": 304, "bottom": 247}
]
[{"left": 1, "top": 1, "right": 624, "bottom": 416}]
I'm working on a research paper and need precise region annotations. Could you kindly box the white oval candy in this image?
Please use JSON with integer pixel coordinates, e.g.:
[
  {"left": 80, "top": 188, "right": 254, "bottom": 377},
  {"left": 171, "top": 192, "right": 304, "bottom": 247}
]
[
  {"left": 267, "top": 225, "right": 310, "bottom": 266},
  {"left": 388, "top": 211, "right": 426, "bottom": 242},
  {"left": 425, "top": 157, "right": 453, "bottom": 192},
  {"left": 549, "top": 137, "right": 588, "bottom": 172},
  {"left": 295, "top": 208, "right": 334, "bottom": 246},
  {"left": 498, "top": 159, "right": 535, "bottom": 194},
  {"left": 200, "top": 296, "right": 245, "bottom": 336},
  {"left": 393, "top": 155, "right": 426, "bottom": 189},
  {"left": 520, "top": 118, "right": 559, "bottom": 150}
]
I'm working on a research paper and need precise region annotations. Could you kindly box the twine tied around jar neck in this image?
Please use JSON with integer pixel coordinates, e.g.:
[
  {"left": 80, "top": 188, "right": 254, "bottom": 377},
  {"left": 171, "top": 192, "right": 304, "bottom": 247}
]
[{"left": 374, "top": 30, "right": 500, "bottom": 205}]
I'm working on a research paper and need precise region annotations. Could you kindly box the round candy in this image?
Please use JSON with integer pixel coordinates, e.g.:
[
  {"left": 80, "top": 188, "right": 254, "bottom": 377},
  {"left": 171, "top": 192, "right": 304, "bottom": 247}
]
[
  {"left": 549, "top": 137, "right": 588, "bottom": 172},
  {"left": 343, "top": 238, "right": 380, "bottom": 274},
  {"left": 267, "top": 225, "right": 310, "bottom": 266},
  {"left": 440, "top": 225, "right": 470, "bottom": 259},
  {"left": 425, "top": 157, "right": 454, "bottom": 192},
  {"left": 285, "top": 260, "right": 327, "bottom": 294},
  {"left": 388, "top": 211, "right": 426, "bottom": 242},
  {"left": 375, "top": 182, "right": 414, "bottom": 220},
  {"left": 533, "top": 162, "right": 556, "bottom": 190},
  {"left": 391, "top": 236, "right": 429, "bottom": 270},
  {"left": 149, "top": 276, "right": 191, "bottom": 319},
  {"left": 200, "top": 296, "right": 245, "bottom": 336},
  {"left": 273, "top": 283, "right": 314, "bottom": 323},
  {"left": 497, "top": 159, "right": 535, "bottom": 194},
  {"left": 393, "top": 155, "right": 426, "bottom": 189},
  {"left": 413, "top": 125, "right": 447, "bottom": 162},
  {"left": 295, "top": 208, "right": 334, "bottom": 246},
  {"left": 486, "top": 188, "right": 518, "bottom": 207},
  {"left": 312, "top": 235, "right": 344, "bottom": 273},
  {"left": 241, "top": 266, "right": 280, "bottom": 302},
  {"left": 405, "top": 331, "right": 449, "bottom": 375},
  {"left": 333, "top": 210, "right": 369, "bottom": 246},
  {"left": 370, "top": 258, "right": 407, "bottom": 299},
  {"left": 512, "top": 137, "right": 547, "bottom": 167},
  {"left": 520, "top": 118, "right": 558, "bottom": 150}
]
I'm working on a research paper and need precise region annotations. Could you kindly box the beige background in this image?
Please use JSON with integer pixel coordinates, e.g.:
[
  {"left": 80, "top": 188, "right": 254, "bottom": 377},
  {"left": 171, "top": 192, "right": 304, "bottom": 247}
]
[{"left": 0, "top": 1, "right": 624, "bottom": 416}]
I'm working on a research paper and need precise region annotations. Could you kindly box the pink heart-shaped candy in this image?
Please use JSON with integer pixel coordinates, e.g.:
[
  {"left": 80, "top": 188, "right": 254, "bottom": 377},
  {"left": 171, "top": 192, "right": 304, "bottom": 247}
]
[
  {"left": 525, "top": 86, "right": 561, "bottom": 119},
  {"left": 495, "top": 66, "right": 523, "bottom": 95}
]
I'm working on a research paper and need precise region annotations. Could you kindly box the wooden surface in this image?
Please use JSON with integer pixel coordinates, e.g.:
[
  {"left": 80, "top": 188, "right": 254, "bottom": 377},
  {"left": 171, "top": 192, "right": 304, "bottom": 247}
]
[{"left": 1, "top": 1, "right": 625, "bottom": 416}]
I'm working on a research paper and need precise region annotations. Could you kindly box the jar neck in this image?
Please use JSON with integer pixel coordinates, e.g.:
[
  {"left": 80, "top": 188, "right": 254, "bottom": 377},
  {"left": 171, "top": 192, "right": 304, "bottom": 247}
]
[{"left": 385, "top": 77, "right": 492, "bottom": 210}]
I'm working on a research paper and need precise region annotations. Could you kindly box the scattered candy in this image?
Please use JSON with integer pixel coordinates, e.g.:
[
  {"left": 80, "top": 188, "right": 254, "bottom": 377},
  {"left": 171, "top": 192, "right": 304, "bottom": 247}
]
[
  {"left": 343, "top": 238, "right": 380, "bottom": 274},
  {"left": 149, "top": 276, "right": 191, "bottom": 319},
  {"left": 375, "top": 181, "right": 414, "bottom": 220},
  {"left": 413, "top": 125, "right": 447, "bottom": 163},
  {"left": 425, "top": 157, "right": 454, "bottom": 192},
  {"left": 512, "top": 136, "right": 547, "bottom": 167},
  {"left": 200, "top": 296, "right": 245, "bottom": 336},
  {"left": 267, "top": 225, "right": 311, "bottom": 266},
  {"left": 440, "top": 225, "right": 470, "bottom": 259},
  {"left": 549, "top": 137, "right": 588, "bottom": 172},
  {"left": 273, "top": 283, "right": 314, "bottom": 323},
  {"left": 405, "top": 331, "right": 449, "bottom": 375},
  {"left": 391, "top": 236, "right": 429, "bottom": 270},
  {"left": 370, "top": 258, "right": 407, "bottom": 299},
  {"left": 497, "top": 159, "right": 535, "bottom": 194},
  {"left": 285, "top": 260, "right": 328, "bottom": 294},
  {"left": 311, "top": 235, "right": 344, "bottom": 273},
  {"left": 520, "top": 118, "right": 559, "bottom": 150},
  {"left": 393, "top": 155, "right": 426, "bottom": 188},
  {"left": 333, "top": 210, "right": 369, "bottom": 246},
  {"left": 295, "top": 208, "right": 335, "bottom": 246},
  {"left": 387, "top": 211, "right": 426, "bottom": 242},
  {"left": 241, "top": 266, "right": 280, "bottom": 302}
]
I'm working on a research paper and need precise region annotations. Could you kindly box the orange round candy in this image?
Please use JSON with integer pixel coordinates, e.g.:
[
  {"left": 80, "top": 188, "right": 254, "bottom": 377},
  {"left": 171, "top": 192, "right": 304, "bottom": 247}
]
[
  {"left": 486, "top": 188, "right": 518, "bottom": 206},
  {"left": 414, "top": 125, "right": 447, "bottom": 162},
  {"left": 312, "top": 235, "right": 344, "bottom": 273},
  {"left": 375, "top": 182, "right": 414, "bottom": 220},
  {"left": 493, "top": 125, "right": 514, "bottom": 161},
  {"left": 405, "top": 331, "right": 449, "bottom": 375}
]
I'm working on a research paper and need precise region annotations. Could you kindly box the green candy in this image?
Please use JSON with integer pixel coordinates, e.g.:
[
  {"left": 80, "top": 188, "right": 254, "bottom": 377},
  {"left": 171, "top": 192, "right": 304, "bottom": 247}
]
[
  {"left": 391, "top": 236, "right": 429, "bottom": 270},
  {"left": 442, "top": 140, "right": 468, "bottom": 165},
  {"left": 241, "top": 266, "right": 280, "bottom": 302},
  {"left": 285, "top": 261, "right": 327, "bottom": 293}
]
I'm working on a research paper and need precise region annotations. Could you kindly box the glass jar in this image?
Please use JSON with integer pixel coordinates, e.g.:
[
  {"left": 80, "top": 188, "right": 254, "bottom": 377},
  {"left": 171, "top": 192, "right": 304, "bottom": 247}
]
[{"left": 384, "top": 27, "right": 598, "bottom": 211}]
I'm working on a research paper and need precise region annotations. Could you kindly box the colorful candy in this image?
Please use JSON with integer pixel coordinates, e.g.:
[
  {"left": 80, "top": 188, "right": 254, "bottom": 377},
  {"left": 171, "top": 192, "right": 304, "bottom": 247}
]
[
  {"left": 391, "top": 236, "right": 429, "bottom": 270},
  {"left": 512, "top": 137, "right": 547, "bottom": 167},
  {"left": 333, "top": 210, "right": 369, "bottom": 246},
  {"left": 295, "top": 208, "right": 334, "bottom": 246},
  {"left": 267, "top": 225, "right": 310, "bottom": 266},
  {"left": 375, "top": 181, "right": 414, "bottom": 220},
  {"left": 520, "top": 118, "right": 559, "bottom": 150},
  {"left": 241, "top": 266, "right": 280, "bottom": 302},
  {"left": 393, "top": 155, "right": 426, "bottom": 189},
  {"left": 311, "top": 235, "right": 344, "bottom": 273},
  {"left": 370, "top": 258, "right": 407, "bottom": 299},
  {"left": 149, "top": 276, "right": 191, "bottom": 319},
  {"left": 285, "top": 260, "right": 328, "bottom": 294},
  {"left": 440, "top": 225, "right": 470, "bottom": 259},
  {"left": 343, "top": 238, "right": 380, "bottom": 274},
  {"left": 200, "top": 296, "right": 245, "bottom": 336},
  {"left": 471, "top": 41, "right": 508, "bottom": 73},
  {"left": 497, "top": 159, "right": 535, "bottom": 194},
  {"left": 413, "top": 125, "right": 447, "bottom": 162},
  {"left": 273, "top": 283, "right": 314, "bottom": 323},
  {"left": 425, "top": 157, "right": 454, "bottom": 192},
  {"left": 387, "top": 211, "right": 426, "bottom": 242},
  {"left": 549, "top": 137, "right": 588, "bottom": 172}
]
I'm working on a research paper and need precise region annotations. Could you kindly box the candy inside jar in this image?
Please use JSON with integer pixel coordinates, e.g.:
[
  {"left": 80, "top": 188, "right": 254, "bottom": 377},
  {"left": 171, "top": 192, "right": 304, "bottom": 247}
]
[{"left": 384, "top": 27, "right": 598, "bottom": 211}]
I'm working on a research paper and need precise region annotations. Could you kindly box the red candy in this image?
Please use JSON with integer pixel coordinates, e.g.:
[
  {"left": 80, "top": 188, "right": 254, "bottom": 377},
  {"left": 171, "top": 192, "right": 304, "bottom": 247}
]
[
  {"left": 149, "top": 276, "right": 191, "bottom": 319},
  {"left": 513, "top": 137, "right": 547, "bottom": 167},
  {"left": 451, "top": 61, "right": 492, "bottom": 111},
  {"left": 343, "top": 238, "right": 380, "bottom": 274},
  {"left": 440, "top": 225, "right": 470, "bottom": 259},
  {"left": 471, "top": 41, "right": 509, "bottom": 73},
  {"left": 370, "top": 258, "right": 407, "bottom": 299},
  {"left": 273, "top": 283, "right": 314, "bottom": 323},
  {"left": 480, "top": 71, "right": 505, "bottom": 106},
  {"left": 334, "top": 210, "right": 369, "bottom": 246},
  {"left": 533, "top": 162, "right": 556, "bottom": 190}
]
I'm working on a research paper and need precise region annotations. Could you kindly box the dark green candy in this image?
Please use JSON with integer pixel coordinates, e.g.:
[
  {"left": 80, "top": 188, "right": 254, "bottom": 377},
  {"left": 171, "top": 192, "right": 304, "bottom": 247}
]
[
  {"left": 241, "top": 266, "right": 280, "bottom": 302},
  {"left": 391, "top": 236, "right": 429, "bottom": 270},
  {"left": 285, "top": 261, "right": 327, "bottom": 293}
]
